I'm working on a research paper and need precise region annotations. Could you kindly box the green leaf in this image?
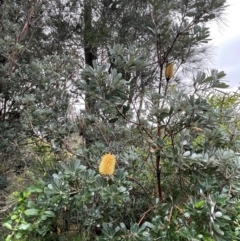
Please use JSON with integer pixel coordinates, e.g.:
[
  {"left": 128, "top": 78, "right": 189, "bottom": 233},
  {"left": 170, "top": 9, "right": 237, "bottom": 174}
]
[
  {"left": 92, "top": 60, "right": 98, "bottom": 70},
  {"left": 222, "top": 215, "right": 231, "bottom": 221},
  {"left": 2, "top": 222, "right": 12, "bottom": 230},
  {"left": 95, "top": 176, "right": 107, "bottom": 188},
  {"left": 109, "top": 117, "right": 118, "bottom": 123},
  {"left": 15, "top": 232, "right": 23, "bottom": 239},
  {"left": 202, "top": 76, "right": 213, "bottom": 83},
  {"left": 44, "top": 210, "right": 55, "bottom": 217},
  {"left": 142, "top": 221, "right": 155, "bottom": 229},
  {"left": 18, "top": 223, "right": 31, "bottom": 230},
  {"left": 212, "top": 82, "right": 229, "bottom": 88},
  {"left": 217, "top": 71, "right": 226, "bottom": 79},
  {"left": 10, "top": 214, "right": 18, "bottom": 220},
  {"left": 122, "top": 105, "right": 130, "bottom": 115},
  {"left": 147, "top": 27, "right": 156, "bottom": 35},
  {"left": 186, "top": 10, "right": 197, "bottom": 17},
  {"left": 208, "top": 13, "right": 216, "bottom": 20},
  {"left": 24, "top": 208, "right": 39, "bottom": 216},
  {"left": 27, "top": 200, "right": 36, "bottom": 208},
  {"left": 40, "top": 215, "right": 48, "bottom": 221},
  {"left": 117, "top": 186, "right": 127, "bottom": 193},
  {"left": 212, "top": 223, "right": 224, "bottom": 236},
  {"left": 194, "top": 200, "right": 205, "bottom": 208},
  {"left": 27, "top": 185, "right": 43, "bottom": 193},
  {"left": 6, "top": 235, "right": 13, "bottom": 241}
]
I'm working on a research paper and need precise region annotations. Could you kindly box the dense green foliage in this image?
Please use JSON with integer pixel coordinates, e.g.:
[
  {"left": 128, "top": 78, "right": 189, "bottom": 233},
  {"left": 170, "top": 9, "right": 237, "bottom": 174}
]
[
  {"left": 0, "top": 0, "right": 78, "bottom": 170},
  {"left": 2, "top": 0, "right": 240, "bottom": 240}
]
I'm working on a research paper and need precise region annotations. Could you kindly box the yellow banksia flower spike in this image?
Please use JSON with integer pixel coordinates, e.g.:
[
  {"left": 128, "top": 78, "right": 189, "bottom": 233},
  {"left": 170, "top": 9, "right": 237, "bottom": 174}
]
[
  {"left": 165, "top": 63, "right": 174, "bottom": 81},
  {"left": 99, "top": 153, "right": 116, "bottom": 176}
]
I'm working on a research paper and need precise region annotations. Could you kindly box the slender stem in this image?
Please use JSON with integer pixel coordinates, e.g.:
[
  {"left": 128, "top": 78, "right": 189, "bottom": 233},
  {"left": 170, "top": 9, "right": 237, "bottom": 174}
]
[
  {"left": 137, "top": 205, "right": 156, "bottom": 226},
  {"left": 156, "top": 154, "right": 163, "bottom": 202},
  {"left": 126, "top": 176, "right": 154, "bottom": 207},
  {"left": 156, "top": 30, "right": 163, "bottom": 202},
  {"left": 94, "top": 123, "right": 109, "bottom": 146},
  {"left": 115, "top": 106, "right": 153, "bottom": 140}
]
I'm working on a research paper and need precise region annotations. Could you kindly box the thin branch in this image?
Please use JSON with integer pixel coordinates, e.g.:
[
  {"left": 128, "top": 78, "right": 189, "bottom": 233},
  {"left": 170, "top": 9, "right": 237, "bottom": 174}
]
[
  {"left": 115, "top": 106, "right": 153, "bottom": 140},
  {"left": 126, "top": 176, "right": 154, "bottom": 207},
  {"left": 94, "top": 123, "right": 109, "bottom": 146},
  {"left": 137, "top": 205, "right": 156, "bottom": 226}
]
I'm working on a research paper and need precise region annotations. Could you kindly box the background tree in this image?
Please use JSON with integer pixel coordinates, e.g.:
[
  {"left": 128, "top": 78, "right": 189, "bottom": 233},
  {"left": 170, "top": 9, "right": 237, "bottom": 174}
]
[{"left": 0, "top": 0, "right": 80, "bottom": 170}]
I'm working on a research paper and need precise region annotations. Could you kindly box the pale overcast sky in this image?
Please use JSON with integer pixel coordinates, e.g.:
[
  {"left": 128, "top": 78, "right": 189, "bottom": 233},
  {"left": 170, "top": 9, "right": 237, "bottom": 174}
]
[{"left": 210, "top": 0, "right": 240, "bottom": 88}]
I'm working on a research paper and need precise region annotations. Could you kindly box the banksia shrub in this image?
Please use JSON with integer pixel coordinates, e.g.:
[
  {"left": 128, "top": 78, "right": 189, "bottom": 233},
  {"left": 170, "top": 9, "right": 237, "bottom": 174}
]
[
  {"left": 165, "top": 63, "right": 174, "bottom": 81},
  {"left": 99, "top": 153, "right": 116, "bottom": 176}
]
